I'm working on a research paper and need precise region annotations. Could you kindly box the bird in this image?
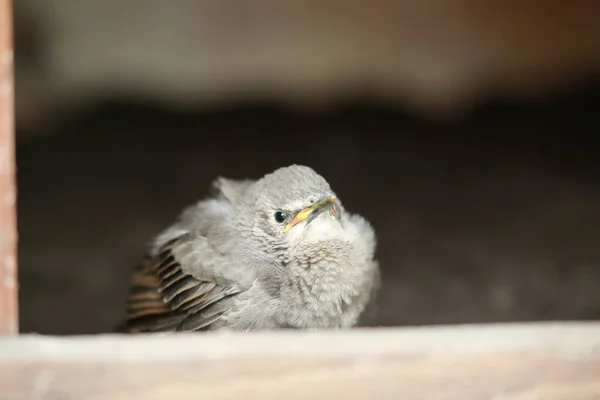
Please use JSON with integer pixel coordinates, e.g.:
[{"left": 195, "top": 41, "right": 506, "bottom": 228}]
[{"left": 120, "top": 165, "right": 380, "bottom": 333}]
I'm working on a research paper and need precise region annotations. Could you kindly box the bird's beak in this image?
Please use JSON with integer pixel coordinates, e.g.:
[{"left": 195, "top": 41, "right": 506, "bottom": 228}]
[{"left": 284, "top": 196, "right": 336, "bottom": 232}]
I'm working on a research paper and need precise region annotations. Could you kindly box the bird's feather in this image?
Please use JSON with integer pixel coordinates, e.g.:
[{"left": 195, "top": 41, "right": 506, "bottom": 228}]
[
  {"left": 121, "top": 235, "right": 240, "bottom": 333},
  {"left": 211, "top": 176, "right": 254, "bottom": 206}
]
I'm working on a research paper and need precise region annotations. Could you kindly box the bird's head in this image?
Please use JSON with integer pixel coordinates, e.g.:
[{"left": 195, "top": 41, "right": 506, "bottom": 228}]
[{"left": 239, "top": 165, "right": 345, "bottom": 258}]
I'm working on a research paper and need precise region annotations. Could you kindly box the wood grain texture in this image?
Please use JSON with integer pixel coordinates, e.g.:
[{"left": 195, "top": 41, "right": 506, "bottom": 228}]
[
  {"left": 1, "top": 323, "right": 600, "bottom": 399},
  {"left": 0, "top": 0, "right": 16, "bottom": 335}
]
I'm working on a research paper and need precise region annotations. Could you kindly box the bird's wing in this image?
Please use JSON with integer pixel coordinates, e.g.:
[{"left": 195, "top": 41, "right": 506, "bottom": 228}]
[{"left": 121, "top": 234, "right": 241, "bottom": 333}]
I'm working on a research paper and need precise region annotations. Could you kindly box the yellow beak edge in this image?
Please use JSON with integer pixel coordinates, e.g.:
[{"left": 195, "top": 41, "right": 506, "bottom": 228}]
[{"left": 283, "top": 196, "right": 336, "bottom": 232}]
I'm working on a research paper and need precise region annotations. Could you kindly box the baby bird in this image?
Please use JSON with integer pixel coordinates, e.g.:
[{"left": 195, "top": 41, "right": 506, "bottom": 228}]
[{"left": 121, "top": 165, "right": 380, "bottom": 332}]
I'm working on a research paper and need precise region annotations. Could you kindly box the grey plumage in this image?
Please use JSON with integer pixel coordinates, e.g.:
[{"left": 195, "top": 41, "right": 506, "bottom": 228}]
[{"left": 121, "top": 165, "right": 380, "bottom": 332}]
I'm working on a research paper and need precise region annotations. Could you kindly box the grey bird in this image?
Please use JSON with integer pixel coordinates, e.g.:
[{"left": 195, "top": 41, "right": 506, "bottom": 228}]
[{"left": 121, "top": 165, "right": 380, "bottom": 332}]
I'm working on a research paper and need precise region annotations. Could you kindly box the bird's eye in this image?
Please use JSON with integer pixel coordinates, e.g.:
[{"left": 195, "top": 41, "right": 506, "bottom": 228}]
[{"left": 274, "top": 211, "right": 287, "bottom": 223}]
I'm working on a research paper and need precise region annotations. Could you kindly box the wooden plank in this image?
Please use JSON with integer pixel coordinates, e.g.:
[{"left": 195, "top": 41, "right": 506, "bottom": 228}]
[
  {"left": 0, "top": 0, "right": 16, "bottom": 335},
  {"left": 1, "top": 323, "right": 600, "bottom": 399}
]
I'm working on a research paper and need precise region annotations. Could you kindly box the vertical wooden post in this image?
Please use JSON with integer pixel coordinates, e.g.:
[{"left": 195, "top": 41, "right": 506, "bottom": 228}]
[{"left": 0, "top": 0, "right": 16, "bottom": 335}]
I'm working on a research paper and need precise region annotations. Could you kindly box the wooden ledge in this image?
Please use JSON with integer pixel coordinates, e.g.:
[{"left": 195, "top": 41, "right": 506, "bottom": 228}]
[{"left": 1, "top": 322, "right": 600, "bottom": 399}]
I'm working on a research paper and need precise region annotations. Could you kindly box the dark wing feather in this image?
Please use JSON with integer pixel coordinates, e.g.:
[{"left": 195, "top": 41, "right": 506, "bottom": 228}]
[{"left": 120, "top": 236, "right": 240, "bottom": 333}]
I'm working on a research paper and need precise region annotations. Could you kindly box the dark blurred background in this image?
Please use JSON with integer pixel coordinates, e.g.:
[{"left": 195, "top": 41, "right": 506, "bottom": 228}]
[{"left": 13, "top": 1, "right": 600, "bottom": 334}]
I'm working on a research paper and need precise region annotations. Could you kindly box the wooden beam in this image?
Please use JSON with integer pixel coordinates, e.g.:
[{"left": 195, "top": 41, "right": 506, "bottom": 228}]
[
  {"left": 0, "top": 0, "right": 16, "bottom": 335},
  {"left": 1, "top": 323, "right": 600, "bottom": 399}
]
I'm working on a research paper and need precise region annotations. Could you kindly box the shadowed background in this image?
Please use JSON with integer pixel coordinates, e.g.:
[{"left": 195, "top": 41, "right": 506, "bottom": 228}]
[{"left": 14, "top": 0, "right": 600, "bottom": 334}]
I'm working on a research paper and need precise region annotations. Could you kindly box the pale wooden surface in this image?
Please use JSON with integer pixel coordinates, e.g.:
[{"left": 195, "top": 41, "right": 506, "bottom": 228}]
[
  {"left": 0, "top": 0, "right": 16, "bottom": 335},
  {"left": 1, "top": 323, "right": 600, "bottom": 399}
]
